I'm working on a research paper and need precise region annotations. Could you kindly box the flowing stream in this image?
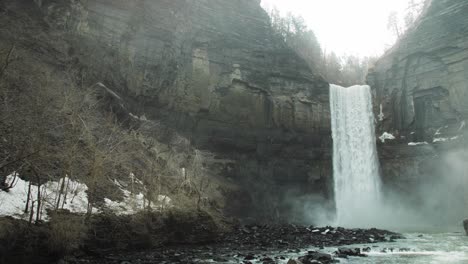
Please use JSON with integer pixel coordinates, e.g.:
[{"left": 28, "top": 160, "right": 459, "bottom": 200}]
[
  {"left": 190, "top": 232, "right": 468, "bottom": 263},
  {"left": 302, "top": 232, "right": 468, "bottom": 264},
  {"left": 332, "top": 232, "right": 468, "bottom": 264},
  {"left": 329, "top": 84, "right": 382, "bottom": 227}
]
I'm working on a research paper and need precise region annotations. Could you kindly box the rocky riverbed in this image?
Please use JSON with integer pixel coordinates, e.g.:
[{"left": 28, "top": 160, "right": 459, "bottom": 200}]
[{"left": 62, "top": 225, "right": 403, "bottom": 264}]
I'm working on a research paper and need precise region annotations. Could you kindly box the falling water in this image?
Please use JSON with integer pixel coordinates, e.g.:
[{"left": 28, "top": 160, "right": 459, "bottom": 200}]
[{"left": 330, "top": 84, "right": 382, "bottom": 227}]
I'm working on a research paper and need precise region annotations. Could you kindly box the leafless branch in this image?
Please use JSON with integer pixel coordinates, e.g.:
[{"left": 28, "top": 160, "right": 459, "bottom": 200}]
[
  {"left": 0, "top": 151, "right": 40, "bottom": 172},
  {"left": 0, "top": 44, "right": 15, "bottom": 79},
  {"left": 1, "top": 173, "right": 18, "bottom": 192}
]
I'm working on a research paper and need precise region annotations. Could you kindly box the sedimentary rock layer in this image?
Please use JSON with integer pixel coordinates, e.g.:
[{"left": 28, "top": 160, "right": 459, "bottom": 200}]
[
  {"left": 369, "top": 0, "right": 468, "bottom": 225},
  {"left": 7, "top": 0, "right": 332, "bottom": 219}
]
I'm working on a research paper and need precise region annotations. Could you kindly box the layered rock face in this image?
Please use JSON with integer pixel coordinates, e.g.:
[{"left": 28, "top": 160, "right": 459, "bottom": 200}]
[
  {"left": 369, "top": 0, "right": 468, "bottom": 225},
  {"left": 369, "top": 0, "right": 468, "bottom": 141},
  {"left": 31, "top": 0, "right": 331, "bottom": 219}
]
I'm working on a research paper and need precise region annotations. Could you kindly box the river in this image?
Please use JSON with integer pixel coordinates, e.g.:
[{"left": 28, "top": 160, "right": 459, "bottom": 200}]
[
  {"left": 225, "top": 231, "right": 468, "bottom": 264},
  {"left": 326, "top": 232, "right": 468, "bottom": 264}
]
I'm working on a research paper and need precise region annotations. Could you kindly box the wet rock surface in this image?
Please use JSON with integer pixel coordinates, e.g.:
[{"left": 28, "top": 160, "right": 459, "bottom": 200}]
[
  {"left": 63, "top": 225, "right": 402, "bottom": 263},
  {"left": 223, "top": 224, "right": 399, "bottom": 249},
  {"left": 369, "top": 0, "right": 468, "bottom": 140},
  {"left": 369, "top": 0, "right": 468, "bottom": 224},
  {"left": 336, "top": 247, "right": 366, "bottom": 257},
  {"left": 464, "top": 219, "right": 468, "bottom": 235},
  {"left": 298, "top": 251, "right": 333, "bottom": 264}
]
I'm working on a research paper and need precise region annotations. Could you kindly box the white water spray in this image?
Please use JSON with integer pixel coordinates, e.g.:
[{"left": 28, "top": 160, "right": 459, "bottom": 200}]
[{"left": 330, "top": 84, "right": 382, "bottom": 227}]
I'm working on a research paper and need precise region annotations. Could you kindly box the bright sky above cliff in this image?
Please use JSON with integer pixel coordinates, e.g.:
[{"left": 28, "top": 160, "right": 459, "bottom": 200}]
[{"left": 261, "top": 0, "right": 412, "bottom": 57}]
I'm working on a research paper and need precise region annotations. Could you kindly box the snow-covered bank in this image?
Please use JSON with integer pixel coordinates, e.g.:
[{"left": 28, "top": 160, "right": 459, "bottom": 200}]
[
  {"left": 0, "top": 173, "right": 91, "bottom": 220},
  {"left": 0, "top": 173, "right": 171, "bottom": 220},
  {"left": 104, "top": 179, "right": 171, "bottom": 215}
]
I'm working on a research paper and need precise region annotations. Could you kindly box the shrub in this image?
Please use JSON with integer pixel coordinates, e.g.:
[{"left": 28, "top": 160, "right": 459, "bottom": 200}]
[{"left": 47, "top": 211, "right": 88, "bottom": 256}]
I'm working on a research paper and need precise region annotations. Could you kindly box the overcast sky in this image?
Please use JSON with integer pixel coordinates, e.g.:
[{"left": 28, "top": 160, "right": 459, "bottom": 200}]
[{"left": 261, "top": 0, "right": 412, "bottom": 57}]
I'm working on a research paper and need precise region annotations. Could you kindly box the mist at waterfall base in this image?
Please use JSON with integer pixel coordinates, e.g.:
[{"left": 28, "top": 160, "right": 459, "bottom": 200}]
[{"left": 292, "top": 84, "right": 468, "bottom": 231}]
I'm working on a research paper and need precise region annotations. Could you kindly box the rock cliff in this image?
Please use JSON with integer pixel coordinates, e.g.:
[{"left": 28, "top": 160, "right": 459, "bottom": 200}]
[
  {"left": 2, "top": 0, "right": 332, "bottom": 220},
  {"left": 369, "top": 0, "right": 468, "bottom": 224},
  {"left": 369, "top": 0, "right": 468, "bottom": 141}
]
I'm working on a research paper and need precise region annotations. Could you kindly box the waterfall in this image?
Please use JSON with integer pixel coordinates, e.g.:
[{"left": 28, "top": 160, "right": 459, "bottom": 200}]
[{"left": 330, "top": 84, "right": 382, "bottom": 227}]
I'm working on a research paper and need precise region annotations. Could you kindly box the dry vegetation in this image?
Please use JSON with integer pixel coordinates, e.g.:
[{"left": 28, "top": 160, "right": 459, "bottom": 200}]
[
  {"left": 0, "top": 41, "right": 225, "bottom": 209},
  {"left": 0, "top": 4, "right": 230, "bottom": 261}
]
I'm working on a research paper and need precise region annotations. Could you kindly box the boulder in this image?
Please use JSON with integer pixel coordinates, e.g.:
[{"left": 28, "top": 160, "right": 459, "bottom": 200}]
[
  {"left": 287, "top": 260, "right": 303, "bottom": 264},
  {"left": 244, "top": 254, "right": 256, "bottom": 260},
  {"left": 299, "top": 251, "right": 333, "bottom": 264},
  {"left": 336, "top": 247, "right": 366, "bottom": 257}
]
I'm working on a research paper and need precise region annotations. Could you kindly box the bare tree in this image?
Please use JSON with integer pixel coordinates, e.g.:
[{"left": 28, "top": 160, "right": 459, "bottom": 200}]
[
  {"left": 26, "top": 164, "right": 43, "bottom": 223},
  {"left": 405, "top": 0, "right": 426, "bottom": 28},
  {"left": 388, "top": 0, "right": 427, "bottom": 40},
  {"left": 24, "top": 180, "right": 32, "bottom": 213},
  {"left": 387, "top": 11, "right": 402, "bottom": 39},
  {"left": 190, "top": 150, "right": 212, "bottom": 211}
]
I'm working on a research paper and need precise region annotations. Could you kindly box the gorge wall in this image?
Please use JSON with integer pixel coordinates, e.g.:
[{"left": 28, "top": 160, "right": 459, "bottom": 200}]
[
  {"left": 2, "top": 0, "right": 332, "bottom": 221},
  {"left": 369, "top": 0, "right": 468, "bottom": 225}
]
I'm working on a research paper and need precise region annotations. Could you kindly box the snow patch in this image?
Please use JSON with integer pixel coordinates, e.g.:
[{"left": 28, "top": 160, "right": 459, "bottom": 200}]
[
  {"left": 1, "top": 172, "right": 172, "bottom": 219},
  {"left": 433, "top": 136, "right": 459, "bottom": 143},
  {"left": 408, "top": 142, "right": 428, "bottom": 146},
  {"left": 379, "top": 132, "right": 395, "bottom": 143},
  {"left": 0, "top": 174, "right": 93, "bottom": 220},
  {"left": 129, "top": 113, "right": 149, "bottom": 122},
  {"left": 104, "top": 179, "right": 171, "bottom": 215},
  {"left": 378, "top": 104, "right": 384, "bottom": 121},
  {"left": 459, "top": 121, "right": 465, "bottom": 131}
]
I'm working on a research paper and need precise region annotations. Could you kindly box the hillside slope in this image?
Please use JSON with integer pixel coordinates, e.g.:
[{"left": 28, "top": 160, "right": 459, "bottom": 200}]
[{"left": 0, "top": 0, "right": 331, "bottom": 222}]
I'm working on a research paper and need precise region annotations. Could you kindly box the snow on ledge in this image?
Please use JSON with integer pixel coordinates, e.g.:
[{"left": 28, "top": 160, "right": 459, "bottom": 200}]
[
  {"left": 408, "top": 142, "right": 429, "bottom": 146},
  {"left": 379, "top": 132, "right": 395, "bottom": 143},
  {"left": 433, "top": 136, "right": 459, "bottom": 143},
  {"left": 0, "top": 173, "right": 172, "bottom": 220},
  {"left": 378, "top": 104, "right": 384, "bottom": 121}
]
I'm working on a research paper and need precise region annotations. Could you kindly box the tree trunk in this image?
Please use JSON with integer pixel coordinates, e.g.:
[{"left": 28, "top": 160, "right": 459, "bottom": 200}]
[
  {"left": 55, "top": 177, "right": 66, "bottom": 210},
  {"left": 28, "top": 201, "right": 35, "bottom": 226},
  {"left": 61, "top": 177, "right": 70, "bottom": 209},
  {"left": 36, "top": 182, "right": 41, "bottom": 223},
  {"left": 24, "top": 180, "right": 32, "bottom": 213},
  {"left": 30, "top": 166, "right": 41, "bottom": 223}
]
